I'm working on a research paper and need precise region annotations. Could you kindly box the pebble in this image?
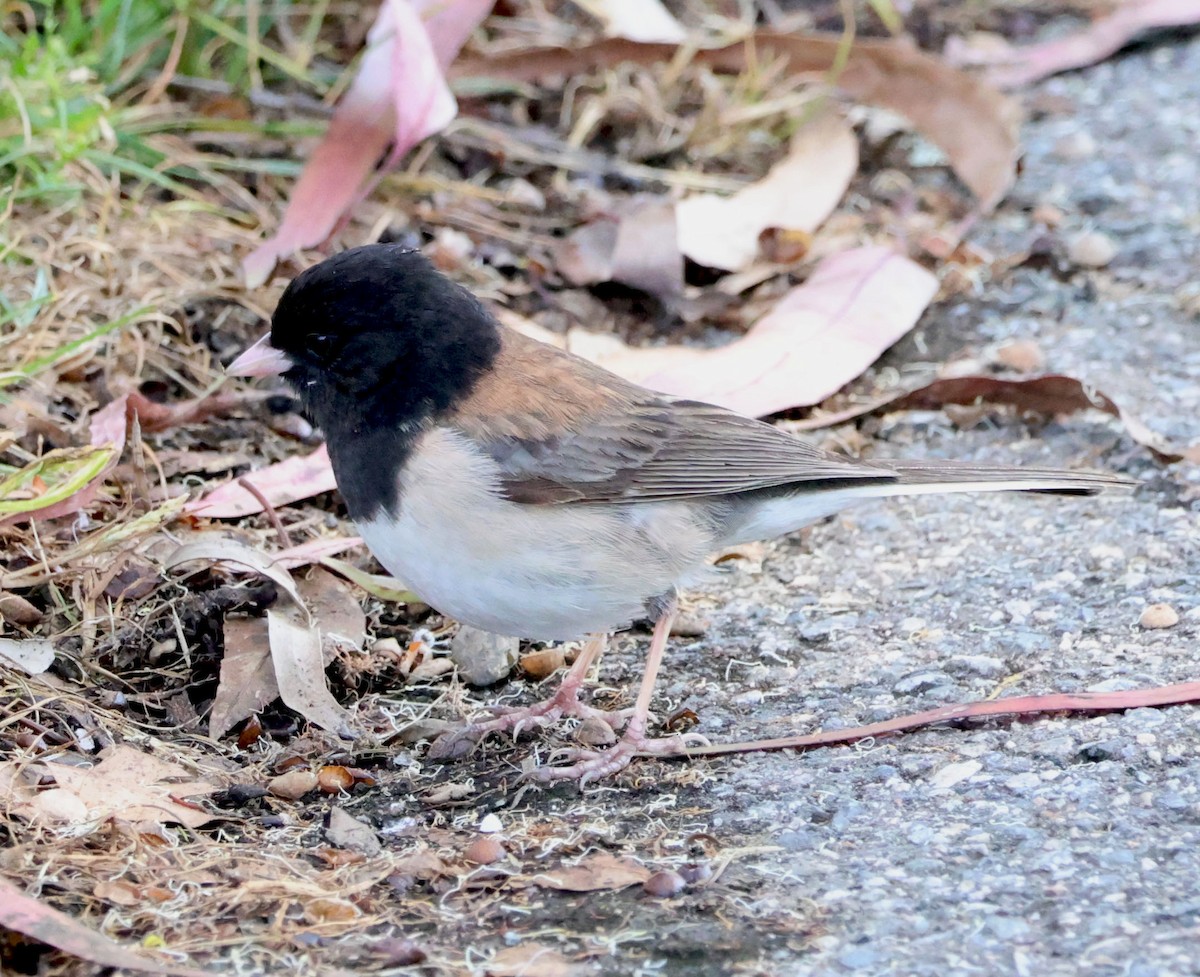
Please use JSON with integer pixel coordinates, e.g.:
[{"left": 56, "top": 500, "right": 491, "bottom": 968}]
[
  {"left": 1068, "top": 230, "right": 1119, "bottom": 268},
  {"left": 450, "top": 626, "right": 519, "bottom": 686},
  {"left": 1053, "top": 130, "right": 1097, "bottom": 160},
  {"left": 463, "top": 837, "right": 505, "bottom": 865},
  {"left": 1139, "top": 603, "right": 1179, "bottom": 629},
  {"left": 519, "top": 647, "right": 564, "bottom": 679},
  {"left": 267, "top": 769, "right": 318, "bottom": 800},
  {"left": 574, "top": 716, "right": 617, "bottom": 747},
  {"left": 945, "top": 655, "right": 1007, "bottom": 679},
  {"left": 930, "top": 760, "right": 983, "bottom": 789},
  {"left": 893, "top": 669, "right": 953, "bottom": 696},
  {"left": 643, "top": 870, "right": 687, "bottom": 897}
]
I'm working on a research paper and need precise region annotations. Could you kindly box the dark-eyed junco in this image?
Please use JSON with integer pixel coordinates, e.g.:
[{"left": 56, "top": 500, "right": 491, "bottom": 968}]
[{"left": 228, "top": 244, "right": 1131, "bottom": 783}]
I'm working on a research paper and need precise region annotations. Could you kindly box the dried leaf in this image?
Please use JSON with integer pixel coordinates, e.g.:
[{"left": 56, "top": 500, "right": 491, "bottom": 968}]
[
  {"left": 164, "top": 535, "right": 306, "bottom": 609},
  {"left": 297, "top": 568, "right": 367, "bottom": 658},
  {"left": 532, "top": 851, "right": 651, "bottom": 892},
  {"left": 792, "top": 373, "right": 1198, "bottom": 462},
  {"left": 0, "top": 444, "right": 116, "bottom": 523},
  {"left": 2, "top": 389, "right": 250, "bottom": 524},
  {"left": 685, "top": 681, "right": 1200, "bottom": 758},
  {"left": 188, "top": 444, "right": 337, "bottom": 518},
  {"left": 0, "top": 636, "right": 55, "bottom": 676},
  {"left": 454, "top": 30, "right": 1021, "bottom": 211},
  {"left": 676, "top": 110, "right": 858, "bottom": 271},
  {"left": 272, "top": 535, "right": 364, "bottom": 570},
  {"left": 486, "top": 943, "right": 586, "bottom": 977},
  {"left": 576, "top": 0, "right": 685, "bottom": 43},
  {"left": 267, "top": 603, "right": 355, "bottom": 737},
  {"left": 555, "top": 197, "right": 683, "bottom": 299},
  {"left": 972, "top": 0, "right": 1200, "bottom": 89},
  {"left": 0, "top": 879, "right": 206, "bottom": 977},
  {"left": 584, "top": 246, "right": 938, "bottom": 416},
  {"left": 209, "top": 616, "right": 276, "bottom": 740},
  {"left": 243, "top": 0, "right": 493, "bottom": 287},
  {"left": 32, "top": 745, "right": 217, "bottom": 829},
  {"left": 320, "top": 557, "right": 420, "bottom": 604}
]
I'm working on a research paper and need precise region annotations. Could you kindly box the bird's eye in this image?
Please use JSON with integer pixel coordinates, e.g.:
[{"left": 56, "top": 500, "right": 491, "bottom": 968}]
[{"left": 306, "top": 333, "right": 339, "bottom": 359}]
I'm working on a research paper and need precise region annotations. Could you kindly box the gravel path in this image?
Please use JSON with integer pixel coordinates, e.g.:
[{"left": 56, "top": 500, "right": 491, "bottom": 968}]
[{"left": 554, "top": 31, "right": 1200, "bottom": 977}]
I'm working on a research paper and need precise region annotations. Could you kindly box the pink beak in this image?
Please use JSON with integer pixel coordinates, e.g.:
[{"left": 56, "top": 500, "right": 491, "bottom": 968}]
[{"left": 227, "top": 334, "right": 293, "bottom": 377}]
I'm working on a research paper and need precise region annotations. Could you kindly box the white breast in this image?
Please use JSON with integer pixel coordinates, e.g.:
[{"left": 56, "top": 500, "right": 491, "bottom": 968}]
[{"left": 354, "top": 428, "right": 715, "bottom": 639}]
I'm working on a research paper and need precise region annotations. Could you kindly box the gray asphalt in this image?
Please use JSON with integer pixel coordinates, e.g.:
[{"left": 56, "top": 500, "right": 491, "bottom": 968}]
[{"left": 596, "top": 30, "right": 1200, "bottom": 977}]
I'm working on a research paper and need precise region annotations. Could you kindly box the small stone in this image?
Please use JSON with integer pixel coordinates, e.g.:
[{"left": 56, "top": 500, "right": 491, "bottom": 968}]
[
  {"left": 1052, "top": 131, "right": 1097, "bottom": 160},
  {"left": 325, "top": 806, "right": 382, "bottom": 856},
  {"left": 1139, "top": 603, "right": 1179, "bottom": 630},
  {"left": 450, "top": 626, "right": 519, "bottom": 686},
  {"left": 519, "top": 647, "right": 565, "bottom": 679},
  {"left": 945, "top": 655, "right": 1007, "bottom": 679},
  {"left": 463, "top": 837, "right": 505, "bottom": 865},
  {"left": 992, "top": 339, "right": 1046, "bottom": 374},
  {"left": 1067, "top": 230, "right": 1118, "bottom": 268},
  {"left": 0, "top": 592, "right": 43, "bottom": 626},
  {"left": 267, "top": 769, "right": 318, "bottom": 800},
  {"left": 642, "top": 870, "right": 686, "bottom": 897},
  {"left": 574, "top": 716, "right": 617, "bottom": 747},
  {"left": 893, "top": 669, "right": 953, "bottom": 696},
  {"left": 929, "top": 760, "right": 982, "bottom": 789},
  {"left": 479, "top": 813, "right": 503, "bottom": 834}
]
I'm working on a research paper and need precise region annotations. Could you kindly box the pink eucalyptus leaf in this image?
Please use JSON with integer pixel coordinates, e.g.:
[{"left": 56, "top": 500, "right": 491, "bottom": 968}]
[
  {"left": 244, "top": 0, "right": 492, "bottom": 287},
  {"left": 580, "top": 246, "right": 937, "bottom": 417},
  {"left": 188, "top": 444, "right": 338, "bottom": 519},
  {"left": 982, "top": 0, "right": 1200, "bottom": 89}
]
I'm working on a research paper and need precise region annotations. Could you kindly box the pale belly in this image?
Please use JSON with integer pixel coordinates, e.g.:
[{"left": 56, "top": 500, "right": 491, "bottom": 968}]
[{"left": 354, "top": 429, "right": 717, "bottom": 639}]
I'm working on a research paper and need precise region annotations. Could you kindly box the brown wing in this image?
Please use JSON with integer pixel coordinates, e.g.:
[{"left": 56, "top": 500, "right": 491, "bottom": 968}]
[{"left": 449, "top": 328, "right": 896, "bottom": 504}]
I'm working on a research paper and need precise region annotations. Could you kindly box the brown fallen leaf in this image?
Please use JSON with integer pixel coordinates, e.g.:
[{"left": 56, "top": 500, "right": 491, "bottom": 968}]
[
  {"left": 26, "top": 745, "right": 217, "bottom": 829},
  {"left": 791, "top": 373, "right": 1198, "bottom": 463},
  {"left": 209, "top": 616, "right": 276, "bottom": 740},
  {"left": 958, "top": 0, "right": 1200, "bottom": 90},
  {"left": 554, "top": 196, "right": 683, "bottom": 300},
  {"left": 454, "top": 30, "right": 1021, "bottom": 212},
  {"left": 243, "top": 0, "right": 493, "bottom": 286},
  {"left": 297, "top": 567, "right": 367, "bottom": 659},
  {"left": 486, "top": 943, "right": 586, "bottom": 977},
  {"left": 0, "top": 878, "right": 207, "bottom": 977},
  {"left": 268, "top": 602, "right": 355, "bottom": 737},
  {"left": 584, "top": 246, "right": 938, "bottom": 416},
  {"left": 531, "top": 851, "right": 651, "bottom": 892},
  {"left": 676, "top": 109, "right": 858, "bottom": 271}
]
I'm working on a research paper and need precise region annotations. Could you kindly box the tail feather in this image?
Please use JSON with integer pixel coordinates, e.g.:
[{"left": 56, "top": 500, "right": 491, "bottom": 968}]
[
  {"left": 870, "top": 460, "right": 1136, "bottom": 496},
  {"left": 717, "top": 461, "right": 1133, "bottom": 548}
]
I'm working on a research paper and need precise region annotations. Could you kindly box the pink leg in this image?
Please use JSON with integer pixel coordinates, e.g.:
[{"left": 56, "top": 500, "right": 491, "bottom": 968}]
[
  {"left": 527, "top": 607, "right": 708, "bottom": 785},
  {"left": 427, "top": 633, "right": 633, "bottom": 760}
]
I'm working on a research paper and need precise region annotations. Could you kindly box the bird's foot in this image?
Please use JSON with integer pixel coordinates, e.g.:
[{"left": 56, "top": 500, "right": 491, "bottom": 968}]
[
  {"left": 526, "top": 722, "right": 710, "bottom": 786},
  {"left": 426, "top": 679, "right": 634, "bottom": 760}
]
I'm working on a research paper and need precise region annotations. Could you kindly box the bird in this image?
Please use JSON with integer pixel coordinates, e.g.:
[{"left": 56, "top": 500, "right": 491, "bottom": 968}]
[{"left": 228, "top": 243, "right": 1132, "bottom": 784}]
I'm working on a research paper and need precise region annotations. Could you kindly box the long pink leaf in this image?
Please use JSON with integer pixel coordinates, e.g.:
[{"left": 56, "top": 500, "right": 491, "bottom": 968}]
[
  {"left": 589, "top": 246, "right": 938, "bottom": 416},
  {"left": 187, "top": 444, "right": 337, "bottom": 518},
  {"left": 983, "top": 0, "right": 1200, "bottom": 89},
  {"left": 243, "top": 0, "right": 492, "bottom": 287},
  {"left": 676, "top": 682, "right": 1200, "bottom": 758}
]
